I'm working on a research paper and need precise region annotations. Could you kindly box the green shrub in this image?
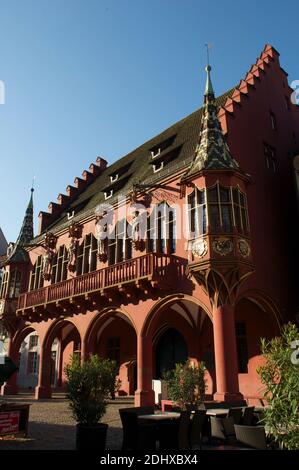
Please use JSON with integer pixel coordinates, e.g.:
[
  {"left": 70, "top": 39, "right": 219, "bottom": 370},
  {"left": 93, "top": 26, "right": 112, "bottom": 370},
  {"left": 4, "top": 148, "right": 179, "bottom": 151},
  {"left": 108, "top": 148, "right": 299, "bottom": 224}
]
[
  {"left": 163, "top": 360, "right": 206, "bottom": 410},
  {"left": 257, "top": 323, "right": 299, "bottom": 450},
  {"left": 64, "top": 355, "right": 118, "bottom": 426}
]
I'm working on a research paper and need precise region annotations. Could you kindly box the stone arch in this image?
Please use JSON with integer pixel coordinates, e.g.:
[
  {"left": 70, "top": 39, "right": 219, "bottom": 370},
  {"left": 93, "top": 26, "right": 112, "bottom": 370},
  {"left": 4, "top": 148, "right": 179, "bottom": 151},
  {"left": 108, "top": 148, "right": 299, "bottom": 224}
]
[
  {"left": 236, "top": 288, "right": 283, "bottom": 329},
  {"left": 142, "top": 294, "right": 215, "bottom": 396},
  {"left": 1, "top": 325, "right": 40, "bottom": 396},
  {"left": 11, "top": 325, "right": 38, "bottom": 355},
  {"left": 42, "top": 318, "right": 82, "bottom": 352},
  {"left": 35, "top": 318, "right": 82, "bottom": 399},
  {"left": 84, "top": 307, "right": 137, "bottom": 349},
  {"left": 235, "top": 289, "right": 282, "bottom": 403},
  {"left": 83, "top": 307, "right": 138, "bottom": 397},
  {"left": 141, "top": 293, "right": 212, "bottom": 338}
]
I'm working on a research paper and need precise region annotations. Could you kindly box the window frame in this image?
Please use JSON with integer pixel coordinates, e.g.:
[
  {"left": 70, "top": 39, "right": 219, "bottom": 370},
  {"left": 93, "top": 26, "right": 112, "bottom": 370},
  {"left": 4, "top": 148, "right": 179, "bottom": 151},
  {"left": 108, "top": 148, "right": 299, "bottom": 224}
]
[
  {"left": 51, "top": 245, "right": 68, "bottom": 284},
  {"left": 27, "top": 351, "right": 38, "bottom": 375},
  {"left": 207, "top": 183, "right": 234, "bottom": 233},
  {"left": 147, "top": 202, "right": 176, "bottom": 254},
  {"left": 8, "top": 269, "right": 22, "bottom": 298},
  {"left": 0, "top": 270, "right": 9, "bottom": 298},
  {"left": 187, "top": 187, "right": 207, "bottom": 239},
  {"left": 76, "top": 234, "right": 98, "bottom": 275},
  {"left": 30, "top": 256, "right": 44, "bottom": 291},
  {"left": 108, "top": 220, "right": 132, "bottom": 266}
]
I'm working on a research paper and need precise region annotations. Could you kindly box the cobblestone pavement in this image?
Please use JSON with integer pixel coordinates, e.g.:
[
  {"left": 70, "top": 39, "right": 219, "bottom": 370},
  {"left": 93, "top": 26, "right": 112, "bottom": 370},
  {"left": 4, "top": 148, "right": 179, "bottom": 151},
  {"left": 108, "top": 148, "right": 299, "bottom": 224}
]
[{"left": 0, "top": 394, "right": 134, "bottom": 450}]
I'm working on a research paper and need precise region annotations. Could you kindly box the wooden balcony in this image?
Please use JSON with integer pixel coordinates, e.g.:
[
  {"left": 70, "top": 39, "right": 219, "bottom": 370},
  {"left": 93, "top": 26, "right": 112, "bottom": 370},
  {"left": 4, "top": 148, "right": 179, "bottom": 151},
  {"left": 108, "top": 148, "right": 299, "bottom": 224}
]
[{"left": 17, "top": 253, "right": 185, "bottom": 314}]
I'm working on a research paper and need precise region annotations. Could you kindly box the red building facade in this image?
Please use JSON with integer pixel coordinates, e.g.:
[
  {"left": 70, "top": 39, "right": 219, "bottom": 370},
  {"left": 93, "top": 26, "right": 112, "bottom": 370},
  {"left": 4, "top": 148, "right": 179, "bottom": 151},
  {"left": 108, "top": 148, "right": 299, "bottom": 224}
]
[{"left": 1, "top": 44, "right": 299, "bottom": 405}]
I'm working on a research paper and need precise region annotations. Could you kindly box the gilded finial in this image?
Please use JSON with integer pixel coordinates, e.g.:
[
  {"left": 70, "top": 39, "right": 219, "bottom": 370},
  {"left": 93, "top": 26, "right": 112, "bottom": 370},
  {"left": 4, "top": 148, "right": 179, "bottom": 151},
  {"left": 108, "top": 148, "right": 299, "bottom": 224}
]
[{"left": 204, "top": 44, "right": 214, "bottom": 97}]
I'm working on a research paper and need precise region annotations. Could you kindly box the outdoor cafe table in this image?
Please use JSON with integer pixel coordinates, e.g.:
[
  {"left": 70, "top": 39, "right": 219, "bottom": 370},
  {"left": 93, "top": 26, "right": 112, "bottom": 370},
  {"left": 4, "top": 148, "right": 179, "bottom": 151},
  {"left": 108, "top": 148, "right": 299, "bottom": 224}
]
[
  {"left": 138, "top": 411, "right": 181, "bottom": 422},
  {"left": 205, "top": 409, "right": 229, "bottom": 417},
  {"left": 138, "top": 412, "right": 181, "bottom": 449}
]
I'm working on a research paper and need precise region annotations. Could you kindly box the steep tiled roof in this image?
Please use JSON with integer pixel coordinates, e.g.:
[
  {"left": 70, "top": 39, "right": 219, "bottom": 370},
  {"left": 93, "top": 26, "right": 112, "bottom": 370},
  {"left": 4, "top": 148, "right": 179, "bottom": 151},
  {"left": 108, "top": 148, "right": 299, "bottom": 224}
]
[{"left": 33, "top": 87, "right": 235, "bottom": 241}]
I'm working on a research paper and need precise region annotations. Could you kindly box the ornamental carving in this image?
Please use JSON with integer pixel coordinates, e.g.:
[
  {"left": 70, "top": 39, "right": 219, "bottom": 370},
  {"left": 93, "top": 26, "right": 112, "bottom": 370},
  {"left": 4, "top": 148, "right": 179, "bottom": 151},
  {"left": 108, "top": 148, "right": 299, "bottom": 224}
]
[
  {"left": 212, "top": 237, "right": 233, "bottom": 256},
  {"left": 129, "top": 187, "right": 139, "bottom": 204},
  {"left": 0, "top": 300, "right": 5, "bottom": 316},
  {"left": 67, "top": 221, "right": 82, "bottom": 272},
  {"left": 42, "top": 232, "right": 57, "bottom": 280},
  {"left": 95, "top": 211, "right": 108, "bottom": 262},
  {"left": 130, "top": 210, "right": 145, "bottom": 251},
  {"left": 237, "top": 239, "right": 251, "bottom": 258},
  {"left": 152, "top": 189, "right": 179, "bottom": 204},
  {"left": 191, "top": 238, "right": 208, "bottom": 258}
]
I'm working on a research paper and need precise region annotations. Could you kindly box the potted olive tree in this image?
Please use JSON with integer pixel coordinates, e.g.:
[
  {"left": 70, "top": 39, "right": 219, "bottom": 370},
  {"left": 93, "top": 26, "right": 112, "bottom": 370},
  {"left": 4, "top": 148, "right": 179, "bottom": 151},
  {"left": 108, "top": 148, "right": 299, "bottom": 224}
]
[
  {"left": 65, "top": 355, "right": 119, "bottom": 450},
  {"left": 163, "top": 360, "right": 206, "bottom": 410}
]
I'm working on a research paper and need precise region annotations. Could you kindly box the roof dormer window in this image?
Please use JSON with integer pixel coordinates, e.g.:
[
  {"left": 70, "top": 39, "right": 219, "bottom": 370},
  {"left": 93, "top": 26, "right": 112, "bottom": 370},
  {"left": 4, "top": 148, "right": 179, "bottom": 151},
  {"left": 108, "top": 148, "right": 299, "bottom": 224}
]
[
  {"left": 110, "top": 173, "right": 119, "bottom": 183},
  {"left": 104, "top": 190, "right": 113, "bottom": 200},
  {"left": 151, "top": 148, "right": 161, "bottom": 159},
  {"left": 153, "top": 161, "right": 164, "bottom": 173},
  {"left": 67, "top": 211, "right": 74, "bottom": 220}
]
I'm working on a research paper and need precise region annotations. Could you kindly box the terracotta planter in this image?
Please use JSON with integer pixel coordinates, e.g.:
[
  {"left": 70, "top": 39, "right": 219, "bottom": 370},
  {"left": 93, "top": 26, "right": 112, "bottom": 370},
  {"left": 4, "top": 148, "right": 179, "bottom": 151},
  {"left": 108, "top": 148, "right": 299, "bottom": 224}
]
[{"left": 76, "top": 423, "right": 108, "bottom": 451}]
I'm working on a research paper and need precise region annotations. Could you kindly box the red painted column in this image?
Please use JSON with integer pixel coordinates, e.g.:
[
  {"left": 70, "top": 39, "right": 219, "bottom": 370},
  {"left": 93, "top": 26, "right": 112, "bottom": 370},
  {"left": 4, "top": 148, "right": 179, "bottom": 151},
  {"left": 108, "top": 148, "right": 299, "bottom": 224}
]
[
  {"left": 213, "top": 304, "right": 243, "bottom": 402},
  {"left": 35, "top": 343, "right": 52, "bottom": 399},
  {"left": 0, "top": 337, "right": 19, "bottom": 396},
  {"left": 135, "top": 334, "right": 155, "bottom": 406}
]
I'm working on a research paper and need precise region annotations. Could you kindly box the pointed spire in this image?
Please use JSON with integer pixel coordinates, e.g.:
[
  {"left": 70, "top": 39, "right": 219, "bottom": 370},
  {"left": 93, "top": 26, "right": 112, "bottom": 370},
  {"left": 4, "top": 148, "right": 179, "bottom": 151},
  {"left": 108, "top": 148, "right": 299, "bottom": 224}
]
[
  {"left": 183, "top": 63, "right": 239, "bottom": 178},
  {"left": 16, "top": 187, "right": 34, "bottom": 246}
]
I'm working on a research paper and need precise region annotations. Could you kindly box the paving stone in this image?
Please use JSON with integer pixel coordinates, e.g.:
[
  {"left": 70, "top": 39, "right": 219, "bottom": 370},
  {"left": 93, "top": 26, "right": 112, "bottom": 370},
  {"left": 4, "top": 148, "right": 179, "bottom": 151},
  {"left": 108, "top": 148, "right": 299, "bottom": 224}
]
[{"left": 0, "top": 395, "right": 133, "bottom": 450}]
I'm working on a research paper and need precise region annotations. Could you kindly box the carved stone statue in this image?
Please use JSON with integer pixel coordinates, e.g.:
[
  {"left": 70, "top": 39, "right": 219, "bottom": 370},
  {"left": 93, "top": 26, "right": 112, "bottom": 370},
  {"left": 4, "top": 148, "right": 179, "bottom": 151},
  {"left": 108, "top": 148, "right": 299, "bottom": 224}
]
[
  {"left": 131, "top": 209, "right": 145, "bottom": 251},
  {"left": 67, "top": 221, "right": 82, "bottom": 272},
  {"left": 95, "top": 211, "right": 108, "bottom": 262},
  {"left": 67, "top": 238, "right": 78, "bottom": 272},
  {"left": 42, "top": 232, "right": 57, "bottom": 280}
]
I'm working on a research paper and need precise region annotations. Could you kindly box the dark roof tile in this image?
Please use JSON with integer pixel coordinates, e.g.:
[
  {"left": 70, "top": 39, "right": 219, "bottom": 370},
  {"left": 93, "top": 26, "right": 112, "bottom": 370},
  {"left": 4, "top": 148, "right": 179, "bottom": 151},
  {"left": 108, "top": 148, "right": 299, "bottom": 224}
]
[{"left": 34, "top": 87, "right": 235, "bottom": 241}]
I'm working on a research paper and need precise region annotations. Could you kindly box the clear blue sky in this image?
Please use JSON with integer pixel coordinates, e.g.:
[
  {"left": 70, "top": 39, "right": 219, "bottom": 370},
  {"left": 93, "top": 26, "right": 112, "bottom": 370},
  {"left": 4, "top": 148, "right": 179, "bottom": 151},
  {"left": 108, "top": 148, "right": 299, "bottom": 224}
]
[{"left": 0, "top": 0, "right": 298, "bottom": 242}]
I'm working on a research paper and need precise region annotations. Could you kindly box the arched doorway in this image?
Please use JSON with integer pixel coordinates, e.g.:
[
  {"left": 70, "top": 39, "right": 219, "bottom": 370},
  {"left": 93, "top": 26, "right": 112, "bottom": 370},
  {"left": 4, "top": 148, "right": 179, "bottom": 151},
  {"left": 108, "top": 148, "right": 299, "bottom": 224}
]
[
  {"left": 1, "top": 326, "right": 39, "bottom": 396},
  {"left": 48, "top": 322, "right": 81, "bottom": 390},
  {"left": 155, "top": 328, "right": 188, "bottom": 379},
  {"left": 85, "top": 310, "right": 137, "bottom": 396},
  {"left": 35, "top": 319, "right": 81, "bottom": 399}
]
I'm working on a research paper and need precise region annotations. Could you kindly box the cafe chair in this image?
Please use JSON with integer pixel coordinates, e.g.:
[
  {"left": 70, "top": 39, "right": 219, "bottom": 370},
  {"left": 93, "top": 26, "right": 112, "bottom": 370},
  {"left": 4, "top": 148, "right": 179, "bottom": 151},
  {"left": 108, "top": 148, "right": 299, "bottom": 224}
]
[
  {"left": 119, "top": 407, "right": 156, "bottom": 451},
  {"left": 241, "top": 406, "right": 255, "bottom": 426},
  {"left": 234, "top": 424, "right": 268, "bottom": 450}
]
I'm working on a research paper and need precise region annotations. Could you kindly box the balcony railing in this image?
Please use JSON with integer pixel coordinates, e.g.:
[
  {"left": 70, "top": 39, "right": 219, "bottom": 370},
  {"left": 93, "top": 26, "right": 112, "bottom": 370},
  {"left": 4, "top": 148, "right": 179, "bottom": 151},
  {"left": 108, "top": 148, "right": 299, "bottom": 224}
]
[{"left": 17, "top": 253, "right": 183, "bottom": 311}]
